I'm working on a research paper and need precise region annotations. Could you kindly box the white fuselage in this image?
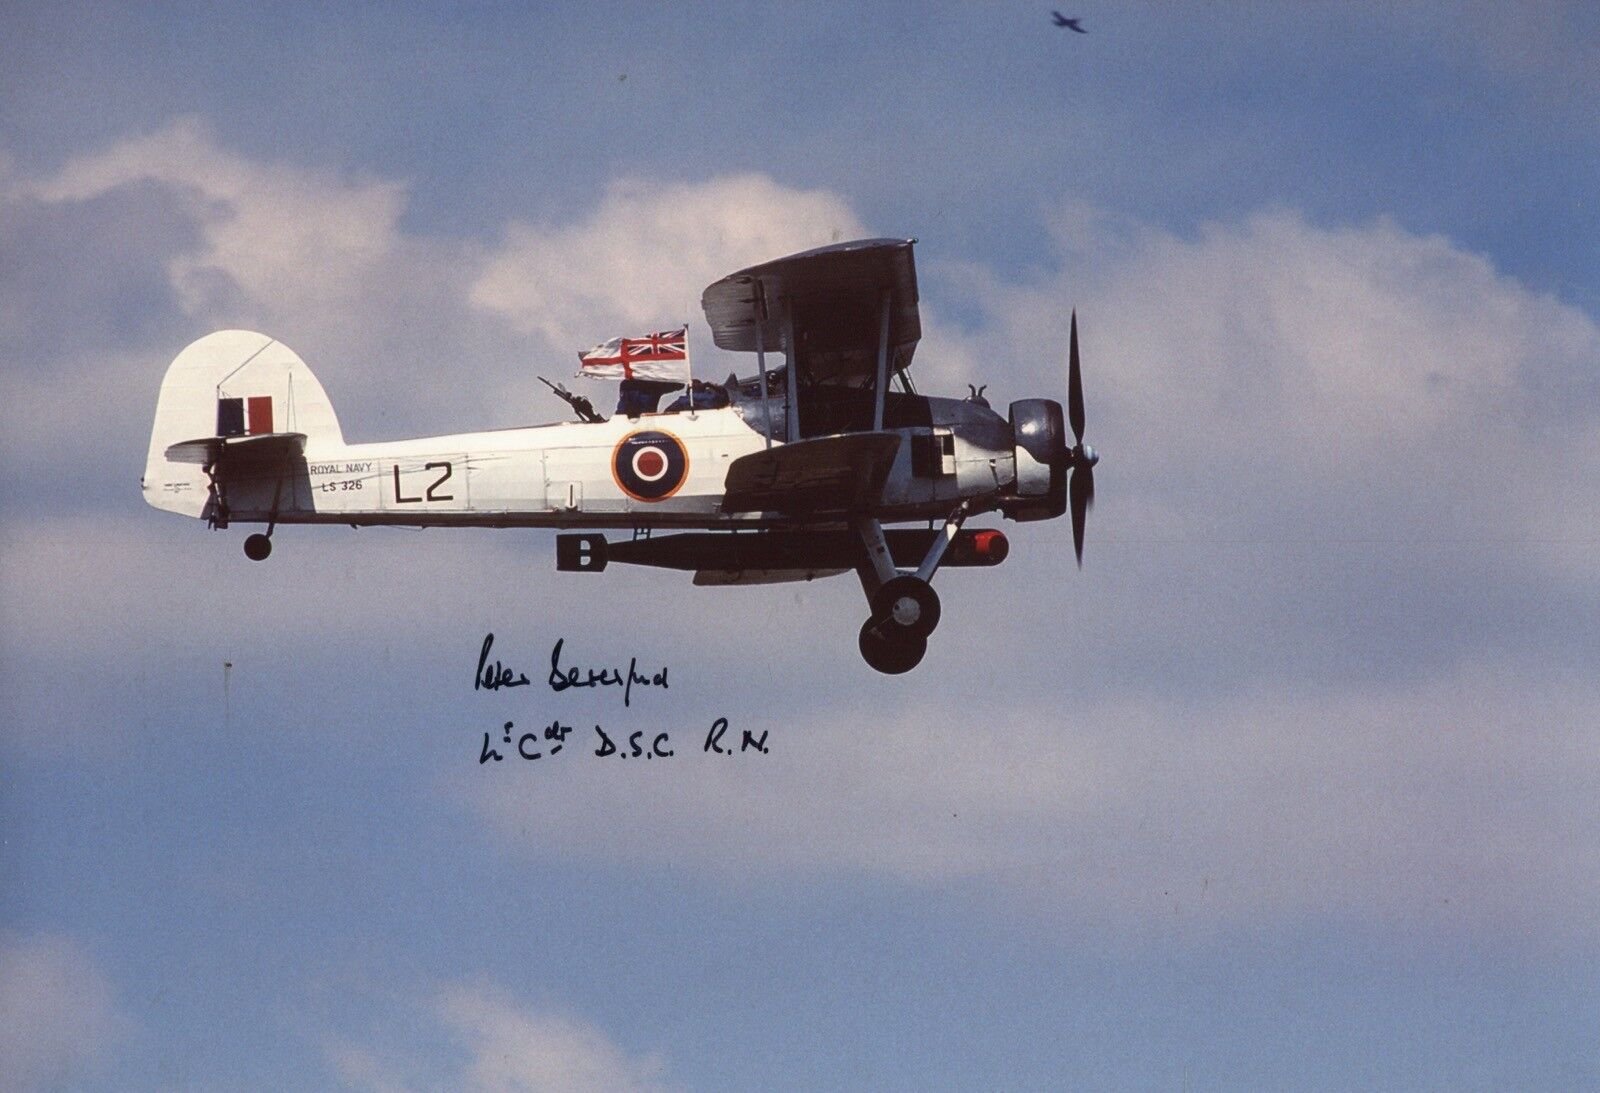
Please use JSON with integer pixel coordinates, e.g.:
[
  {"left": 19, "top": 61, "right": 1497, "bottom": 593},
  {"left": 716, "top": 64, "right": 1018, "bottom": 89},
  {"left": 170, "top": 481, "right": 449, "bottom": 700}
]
[{"left": 215, "top": 399, "right": 1016, "bottom": 530}]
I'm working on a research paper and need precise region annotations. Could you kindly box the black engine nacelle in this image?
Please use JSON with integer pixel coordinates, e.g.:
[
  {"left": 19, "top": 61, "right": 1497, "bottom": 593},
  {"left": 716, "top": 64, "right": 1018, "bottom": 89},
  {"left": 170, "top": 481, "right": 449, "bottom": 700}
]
[{"left": 1002, "top": 398, "right": 1067, "bottom": 521}]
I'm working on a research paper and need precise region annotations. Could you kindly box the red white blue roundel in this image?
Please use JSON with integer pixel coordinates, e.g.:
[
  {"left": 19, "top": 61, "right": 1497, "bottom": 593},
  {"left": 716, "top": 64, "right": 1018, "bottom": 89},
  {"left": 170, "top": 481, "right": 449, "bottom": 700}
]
[{"left": 612, "top": 430, "right": 689, "bottom": 502}]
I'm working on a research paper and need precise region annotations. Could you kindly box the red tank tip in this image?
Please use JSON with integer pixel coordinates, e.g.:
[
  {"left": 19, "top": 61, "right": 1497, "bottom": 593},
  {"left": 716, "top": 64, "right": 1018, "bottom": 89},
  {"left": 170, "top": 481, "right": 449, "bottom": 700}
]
[{"left": 970, "top": 528, "right": 1009, "bottom": 563}]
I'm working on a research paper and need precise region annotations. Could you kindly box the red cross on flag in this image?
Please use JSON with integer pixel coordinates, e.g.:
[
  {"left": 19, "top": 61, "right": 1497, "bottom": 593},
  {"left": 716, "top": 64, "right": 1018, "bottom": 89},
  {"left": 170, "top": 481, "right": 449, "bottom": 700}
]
[{"left": 577, "top": 326, "right": 690, "bottom": 382}]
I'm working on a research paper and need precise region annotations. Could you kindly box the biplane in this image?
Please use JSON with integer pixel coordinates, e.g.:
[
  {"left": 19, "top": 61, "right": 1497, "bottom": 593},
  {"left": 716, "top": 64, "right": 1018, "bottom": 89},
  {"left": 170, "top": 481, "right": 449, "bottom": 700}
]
[{"left": 142, "top": 239, "right": 1097, "bottom": 672}]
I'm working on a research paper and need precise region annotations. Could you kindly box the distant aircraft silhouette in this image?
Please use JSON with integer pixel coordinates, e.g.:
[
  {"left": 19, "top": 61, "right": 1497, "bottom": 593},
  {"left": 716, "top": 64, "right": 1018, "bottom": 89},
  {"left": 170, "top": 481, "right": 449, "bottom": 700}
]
[{"left": 1051, "top": 12, "right": 1086, "bottom": 32}]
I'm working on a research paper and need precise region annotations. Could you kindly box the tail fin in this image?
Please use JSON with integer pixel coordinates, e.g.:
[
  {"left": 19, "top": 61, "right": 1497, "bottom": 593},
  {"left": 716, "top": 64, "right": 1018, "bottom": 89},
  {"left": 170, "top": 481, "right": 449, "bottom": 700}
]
[{"left": 143, "top": 330, "right": 344, "bottom": 517}]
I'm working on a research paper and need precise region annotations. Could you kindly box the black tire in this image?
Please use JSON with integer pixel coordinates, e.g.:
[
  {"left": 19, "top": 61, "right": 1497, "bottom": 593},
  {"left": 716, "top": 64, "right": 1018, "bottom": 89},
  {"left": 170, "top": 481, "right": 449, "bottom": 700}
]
[
  {"left": 859, "top": 619, "right": 927, "bottom": 674},
  {"left": 870, "top": 575, "right": 941, "bottom": 637},
  {"left": 244, "top": 533, "right": 272, "bottom": 561}
]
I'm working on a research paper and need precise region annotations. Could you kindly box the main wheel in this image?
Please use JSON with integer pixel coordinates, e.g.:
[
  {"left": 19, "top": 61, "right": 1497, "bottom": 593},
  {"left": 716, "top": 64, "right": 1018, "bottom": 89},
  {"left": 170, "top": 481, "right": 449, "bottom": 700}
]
[
  {"left": 870, "top": 575, "right": 941, "bottom": 637},
  {"left": 859, "top": 619, "right": 927, "bottom": 674},
  {"left": 243, "top": 533, "right": 272, "bottom": 561}
]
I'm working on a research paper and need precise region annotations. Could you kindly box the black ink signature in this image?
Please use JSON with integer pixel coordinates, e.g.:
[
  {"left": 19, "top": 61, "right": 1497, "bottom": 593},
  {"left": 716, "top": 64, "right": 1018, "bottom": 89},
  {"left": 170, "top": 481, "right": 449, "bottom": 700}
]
[
  {"left": 475, "top": 633, "right": 531, "bottom": 691},
  {"left": 477, "top": 717, "right": 759, "bottom": 766},
  {"left": 592, "top": 726, "right": 674, "bottom": 758},
  {"left": 547, "top": 638, "right": 668, "bottom": 707},
  {"left": 704, "top": 718, "right": 768, "bottom": 754},
  {"left": 479, "top": 719, "right": 574, "bottom": 763}
]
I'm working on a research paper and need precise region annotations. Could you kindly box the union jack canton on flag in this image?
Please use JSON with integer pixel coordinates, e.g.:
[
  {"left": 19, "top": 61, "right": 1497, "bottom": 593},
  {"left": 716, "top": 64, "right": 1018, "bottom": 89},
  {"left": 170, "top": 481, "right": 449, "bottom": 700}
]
[{"left": 577, "top": 326, "right": 690, "bottom": 382}]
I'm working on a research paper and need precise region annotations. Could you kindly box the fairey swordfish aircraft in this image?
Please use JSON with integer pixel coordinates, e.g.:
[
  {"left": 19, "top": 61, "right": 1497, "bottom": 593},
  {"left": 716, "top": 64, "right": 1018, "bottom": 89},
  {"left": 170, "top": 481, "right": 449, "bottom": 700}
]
[{"left": 142, "top": 239, "right": 1098, "bottom": 673}]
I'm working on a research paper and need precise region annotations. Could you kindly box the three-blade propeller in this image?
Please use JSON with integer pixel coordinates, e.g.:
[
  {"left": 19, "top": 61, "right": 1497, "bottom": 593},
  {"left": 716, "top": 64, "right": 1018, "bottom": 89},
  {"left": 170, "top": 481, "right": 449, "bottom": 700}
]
[{"left": 1063, "top": 311, "right": 1098, "bottom": 566}]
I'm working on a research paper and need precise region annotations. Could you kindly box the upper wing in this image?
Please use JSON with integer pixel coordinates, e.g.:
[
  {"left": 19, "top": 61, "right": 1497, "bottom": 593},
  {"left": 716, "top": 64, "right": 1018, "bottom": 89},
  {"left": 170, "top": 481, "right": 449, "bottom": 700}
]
[
  {"left": 700, "top": 238, "right": 921, "bottom": 386},
  {"left": 164, "top": 431, "right": 307, "bottom": 468},
  {"left": 721, "top": 432, "right": 902, "bottom": 514}
]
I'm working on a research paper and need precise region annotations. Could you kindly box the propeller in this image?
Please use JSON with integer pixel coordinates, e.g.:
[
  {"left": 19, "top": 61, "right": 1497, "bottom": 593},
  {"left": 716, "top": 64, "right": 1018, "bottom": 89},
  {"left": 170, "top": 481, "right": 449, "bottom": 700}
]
[{"left": 1064, "top": 310, "right": 1097, "bottom": 566}]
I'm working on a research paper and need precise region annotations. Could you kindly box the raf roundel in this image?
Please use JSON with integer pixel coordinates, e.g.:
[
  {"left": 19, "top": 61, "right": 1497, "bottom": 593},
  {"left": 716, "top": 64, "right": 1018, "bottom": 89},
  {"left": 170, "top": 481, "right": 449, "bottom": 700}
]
[{"left": 611, "top": 430, "right": 689, "bottom": 502}]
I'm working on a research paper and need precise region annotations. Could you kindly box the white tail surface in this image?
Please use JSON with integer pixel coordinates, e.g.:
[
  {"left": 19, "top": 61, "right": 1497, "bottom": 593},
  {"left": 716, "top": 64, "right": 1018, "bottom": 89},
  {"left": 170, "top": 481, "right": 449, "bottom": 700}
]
[{"left": 143, "top": 330, "right": 344, "bottom": 517}]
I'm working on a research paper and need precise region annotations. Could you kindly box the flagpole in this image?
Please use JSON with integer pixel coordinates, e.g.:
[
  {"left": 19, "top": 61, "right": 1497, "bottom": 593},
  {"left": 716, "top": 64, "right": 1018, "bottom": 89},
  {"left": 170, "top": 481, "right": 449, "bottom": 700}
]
[{"left": 684, "top": 320, "right": 695, "bottom": 419}]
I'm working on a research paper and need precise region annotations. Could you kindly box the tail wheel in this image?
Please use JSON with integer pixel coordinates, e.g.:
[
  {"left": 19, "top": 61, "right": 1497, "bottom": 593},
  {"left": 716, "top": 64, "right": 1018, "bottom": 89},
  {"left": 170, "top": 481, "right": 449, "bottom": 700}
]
[
  {"left": 859, "top": 619, "right": 927, "bottom": 674},
  {"left": 870, "top": 575, "right": 941, "bottom": 638},
  {"left": 244, "top": 533, "right": 272, "bottom": 561}
]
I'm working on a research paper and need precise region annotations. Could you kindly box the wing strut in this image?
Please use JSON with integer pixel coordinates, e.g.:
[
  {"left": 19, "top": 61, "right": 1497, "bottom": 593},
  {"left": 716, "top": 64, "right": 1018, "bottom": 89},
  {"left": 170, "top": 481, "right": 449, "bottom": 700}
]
[
  {"left": 782, "top": 296, "right": 799, "bottom": 443},
  {"left": 872, "top": 289, "right": 891, "bottom": 431},
  {"left": 754, "top": 280, "right": 773, "bottom": 450}
]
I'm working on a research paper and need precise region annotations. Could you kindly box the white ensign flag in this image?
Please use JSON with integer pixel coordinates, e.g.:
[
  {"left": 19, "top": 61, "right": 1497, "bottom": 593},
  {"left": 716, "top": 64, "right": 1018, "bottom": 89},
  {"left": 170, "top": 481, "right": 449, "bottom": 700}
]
[{"left": 577, "top": 326, "right": 690, "bottom": 382}]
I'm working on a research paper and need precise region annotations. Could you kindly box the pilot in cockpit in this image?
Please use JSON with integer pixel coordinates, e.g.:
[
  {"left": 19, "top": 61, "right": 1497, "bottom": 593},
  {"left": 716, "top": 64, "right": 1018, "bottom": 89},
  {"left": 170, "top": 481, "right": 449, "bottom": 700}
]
[
  {"left": 616, "top": 378, "right": 682, "bottom": 418},
  {"left": 662, "top": 379, "right": 731, "bottom": 414}
]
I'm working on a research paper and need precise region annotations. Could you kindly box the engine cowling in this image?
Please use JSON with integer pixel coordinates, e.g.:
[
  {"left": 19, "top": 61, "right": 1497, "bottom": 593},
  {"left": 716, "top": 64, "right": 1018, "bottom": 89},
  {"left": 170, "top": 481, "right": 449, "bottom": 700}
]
[{"left": 1003, "top": 398, "right": 1067, "bottom": 521}]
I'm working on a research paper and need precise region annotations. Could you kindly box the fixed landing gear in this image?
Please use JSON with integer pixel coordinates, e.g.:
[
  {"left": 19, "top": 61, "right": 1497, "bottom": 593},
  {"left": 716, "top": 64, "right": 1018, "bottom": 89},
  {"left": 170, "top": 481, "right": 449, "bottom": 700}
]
[
  {"left": 244, "top": 533, "right": 273, "bottom": 561},
  {"left": 853, "top": 504, "right": 966, "bottom": 674},
  {"left": 859, "top": 575, "right": 938, "bottom": 673}
]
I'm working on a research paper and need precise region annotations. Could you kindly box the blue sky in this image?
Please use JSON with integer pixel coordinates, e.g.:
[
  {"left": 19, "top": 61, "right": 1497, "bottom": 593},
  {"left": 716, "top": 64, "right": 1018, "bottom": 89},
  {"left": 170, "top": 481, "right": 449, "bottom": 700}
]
[{"left": 3, "top": 3, "right": 1599, "bottom": 1089}]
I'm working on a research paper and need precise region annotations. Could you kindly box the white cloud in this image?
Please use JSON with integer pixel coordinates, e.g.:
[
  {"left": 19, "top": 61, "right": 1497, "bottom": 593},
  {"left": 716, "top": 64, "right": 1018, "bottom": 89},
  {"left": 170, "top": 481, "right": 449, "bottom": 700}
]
[
  {"left": 948, "top": 208, "right": 1600, "bottom": 592},
  {"left": 327, "top": 1042, "right": 414, "bottom": 1093},
  {"left": 330, "top": 982, "right": 670, "bottom": 1093},
  {"left": 23, "top": 116, "right": 408, "bottom": 323},
  {"left": 988, "top": 208, "right": 1599, "bottom": 460},
  {"left": 0, "top": 933, "right": 128, "bottom": 1092},
  {"left": 436, "top": 983, "right": 670, "bottom": 1093},
  {"left": 16, "top": 127, "right": 862, "bottom": 364},
  {"left": 470, "top": 175, "right": 863, "bottom": 352},
  {"left": 0, "top": 120, "right": 447, "bottom": 473},
  {"left": 1, "top": 123, "right": 875, "bottom": 471}
]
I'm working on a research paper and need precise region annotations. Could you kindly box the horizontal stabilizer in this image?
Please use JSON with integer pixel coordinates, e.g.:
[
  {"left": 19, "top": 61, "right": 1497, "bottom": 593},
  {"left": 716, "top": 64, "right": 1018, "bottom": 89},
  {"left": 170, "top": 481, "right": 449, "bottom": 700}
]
[
  {"left": 722, "top": 432, "right": 901, "bottom": 514},
  {"left": 164, "top": 431, "right": 307, "bottom": 466}
]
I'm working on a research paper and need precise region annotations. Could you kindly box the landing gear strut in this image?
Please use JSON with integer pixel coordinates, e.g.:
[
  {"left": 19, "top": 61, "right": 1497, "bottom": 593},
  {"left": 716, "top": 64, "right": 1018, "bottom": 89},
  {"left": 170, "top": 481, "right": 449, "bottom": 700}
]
[{"left": 852, "top": 502, "right": 967, "bottom": 674}]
